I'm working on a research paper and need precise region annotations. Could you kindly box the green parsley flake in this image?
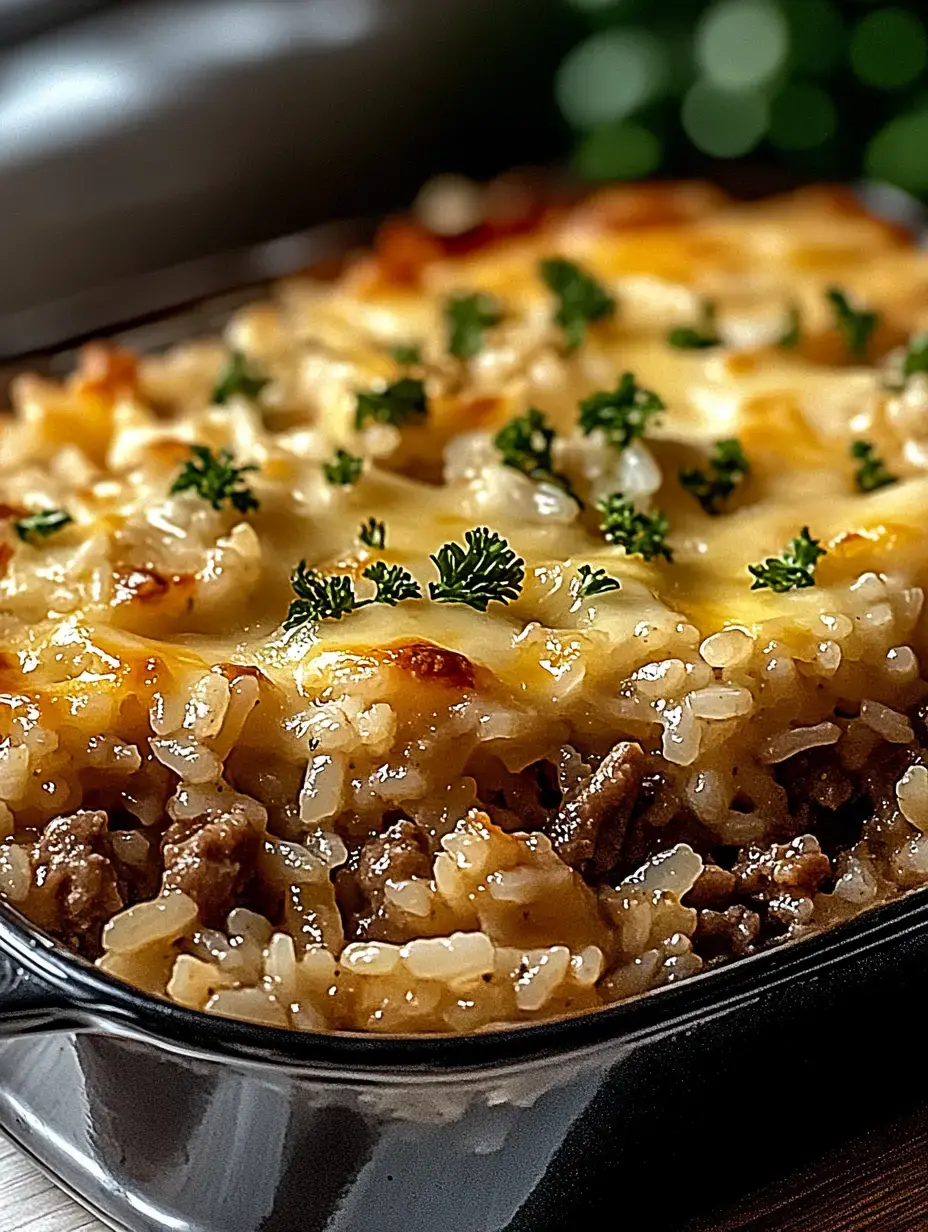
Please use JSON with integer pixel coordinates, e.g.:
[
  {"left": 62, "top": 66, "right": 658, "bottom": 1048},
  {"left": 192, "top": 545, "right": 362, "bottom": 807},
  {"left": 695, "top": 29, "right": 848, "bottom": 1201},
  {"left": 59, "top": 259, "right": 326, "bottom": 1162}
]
[
  {"left": 680, "top": 438, "right": 750, "bottom": 515},
  {"left": 493, "top": 408, "right": 578, "bottom": 501},
  {"left": 361, "top": 560, "right": 422, "bottom": 606},
  {"left": 429, "top": 528, "right": 525, "bottom": 611},
  {"left": 359, "top": 517, "right": 386, "bottom": 548},
  {"left": 850, "top": 440, "right": 897, "bottom": 493},
  {"left": 284, "top": 559, "right": 420, "bottom": 628},
  {"left": 578, "top": 373, "right": 664, "bottom": 449},
  {"left": 596, "top": 494, "right": 672, "bottom": 562},
  {"left": 539, "top": 257, "right": 615, "bottom": 352},
  {"left": 14, "top": 509, "right": 73, "bottom": 544},
  {"left": 667, "top": 300, "right": 721, "bottom": 349},
  {"left": 571, "top": 564, "right": 621, "bottom": 600},
  {"left": 170, "top": 446, "right": 259, "bottom": 514},
  {"left": 902, "top": 334, "right": 928, "bottom": 380},
  {"left": 826, "top": 287, "right": 880, "bottom": 360},
  {"left": 389, "top": 343, "right": 422, "bottom": 366},
  {"left": 285, "top": 564, "right": 356, "bottom": 628},
  {"left": 748, "top": 527, "right": 825, "bottom": 593},
  {"left": 778, "top": 305, "right": 802, "bottom": 350},
  {"left": 446, "top": 293, "right": 503, "bottom": 360},
  {"left": 355, "top": 377, "right": 428, "bottom": 430},
  {"left": 323, "top": 449, "right": 363, "bottom": 487},
  {"left": 211, "top": 351, "right": 270, "bottom": 405}
]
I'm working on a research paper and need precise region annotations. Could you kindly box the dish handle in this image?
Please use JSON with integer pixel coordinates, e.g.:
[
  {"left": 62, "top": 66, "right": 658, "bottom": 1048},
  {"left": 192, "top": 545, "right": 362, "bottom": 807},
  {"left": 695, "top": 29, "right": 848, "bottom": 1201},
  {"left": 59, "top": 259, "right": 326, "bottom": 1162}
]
[{"left": 0, "top": 948, "right": 77, "bottom": 1037}]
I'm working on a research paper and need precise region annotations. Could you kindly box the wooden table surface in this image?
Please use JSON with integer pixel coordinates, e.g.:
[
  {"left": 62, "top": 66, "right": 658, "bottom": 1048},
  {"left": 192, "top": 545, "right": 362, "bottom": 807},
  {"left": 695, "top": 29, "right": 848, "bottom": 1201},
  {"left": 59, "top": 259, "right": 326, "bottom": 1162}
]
[
  {"left": 4, "top": 1105, "right": 928, "bottom": 1232},
  {"left": 0, "top": 1139, "right": 102, "bottom": 1232}
]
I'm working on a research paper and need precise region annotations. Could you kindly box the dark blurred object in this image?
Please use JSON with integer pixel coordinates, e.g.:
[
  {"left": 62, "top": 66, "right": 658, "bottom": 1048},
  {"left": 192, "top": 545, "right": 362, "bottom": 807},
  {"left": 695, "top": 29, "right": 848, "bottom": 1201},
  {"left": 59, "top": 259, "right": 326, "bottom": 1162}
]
[
  {"left": 0, "top": 1, "right": 112, "bottom": 46},
  {"left": 556, "top": 0, "right": 928, "bottom": 199},
  {"left": 0, "top": 0, "right": 576, "bottom": 341}
]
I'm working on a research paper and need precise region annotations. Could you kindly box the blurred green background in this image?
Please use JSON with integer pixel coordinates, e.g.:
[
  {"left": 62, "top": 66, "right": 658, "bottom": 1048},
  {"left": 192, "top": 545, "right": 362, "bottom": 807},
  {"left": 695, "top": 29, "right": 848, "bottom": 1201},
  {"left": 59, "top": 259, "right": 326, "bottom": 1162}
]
[{"left": 555, "top": 0, "right": 928, "bottom": 196}]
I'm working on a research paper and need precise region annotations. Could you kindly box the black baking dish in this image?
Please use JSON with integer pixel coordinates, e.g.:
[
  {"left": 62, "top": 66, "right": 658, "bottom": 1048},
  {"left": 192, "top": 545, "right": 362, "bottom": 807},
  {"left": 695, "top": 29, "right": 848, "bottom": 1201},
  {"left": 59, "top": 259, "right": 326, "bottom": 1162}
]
[
  {"left": 5, "top": 876, "right": 928, "bottom": 1231},
  {"left": 3, "top": 190, "right": 928, "bottom": 1230}
]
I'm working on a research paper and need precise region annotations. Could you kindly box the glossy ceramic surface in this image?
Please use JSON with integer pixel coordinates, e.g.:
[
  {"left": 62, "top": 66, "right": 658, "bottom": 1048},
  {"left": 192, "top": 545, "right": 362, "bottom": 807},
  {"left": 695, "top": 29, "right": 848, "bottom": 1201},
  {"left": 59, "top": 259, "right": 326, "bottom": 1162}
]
[{"left": 5, "top": 888, "right": 928, "bottom": 1230}]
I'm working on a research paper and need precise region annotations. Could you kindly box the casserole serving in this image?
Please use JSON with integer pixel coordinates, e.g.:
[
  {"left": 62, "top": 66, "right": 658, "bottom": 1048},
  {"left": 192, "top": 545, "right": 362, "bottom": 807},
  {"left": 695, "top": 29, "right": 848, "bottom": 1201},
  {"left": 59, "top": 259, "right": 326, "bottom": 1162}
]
[
  {"left": 3, "top": 182, "right": 928, "bottom": 1034},
  {"left": 4, "top": 180, "right": 928, "bottom": 1230}
]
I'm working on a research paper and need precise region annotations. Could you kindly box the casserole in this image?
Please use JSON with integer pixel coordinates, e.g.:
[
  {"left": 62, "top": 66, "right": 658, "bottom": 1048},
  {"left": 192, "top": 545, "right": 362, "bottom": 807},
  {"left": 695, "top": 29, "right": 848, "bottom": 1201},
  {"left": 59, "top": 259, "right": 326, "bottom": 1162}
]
[{"left": 3, "top": 181, "right": 928, "bottom": 1228}]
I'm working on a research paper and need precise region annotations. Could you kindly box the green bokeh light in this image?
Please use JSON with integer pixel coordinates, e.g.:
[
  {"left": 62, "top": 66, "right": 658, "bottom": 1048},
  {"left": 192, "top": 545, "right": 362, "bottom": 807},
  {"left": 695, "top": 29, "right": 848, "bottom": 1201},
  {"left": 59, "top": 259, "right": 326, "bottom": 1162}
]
[
  {"left": 566, "top": 0, "right": 627, "bottom": 10},
  {"left": 849, "top": 8, "right": 927, "bottom": 90},
  {"left": 555, "top": 29, "right": 668, "bottom": 129},
  {"left": 695, "top": 0, "right": 789, "bottom": 89},
  {"left": 682, "top": 81, "right": 770, "bottom": 156},
  {"left": 573, "top": 121, "right": 663, "bottom": 180},
  {"left": 866, "top": 110, "right": 928, "bottom": 192},
  {"left": 769, "top": 82, "right": 837, "bottom": 149},
  {"left": 557, "top": 0, "right": 928, "bottom": 200},
  {"left": 782, "top": 0, "right": 845, "bottom": 76}
]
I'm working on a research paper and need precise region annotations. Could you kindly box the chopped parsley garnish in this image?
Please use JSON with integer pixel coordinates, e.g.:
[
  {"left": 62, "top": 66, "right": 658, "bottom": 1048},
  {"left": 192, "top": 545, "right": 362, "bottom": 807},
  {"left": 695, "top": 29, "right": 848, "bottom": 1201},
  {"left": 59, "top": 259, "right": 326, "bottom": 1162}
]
[
  {"left": 596, "top": 494, "right": 672, "bottom": 562},
  {"left": 211, "top": 351, "right": 269, "bottom": 405},
  {"left": 826, "top": 287, "right": 879, "bottom": 360},
  {"left": 539, "top": 257, "right": 615, "bottom": 352},
  {"left": 14, "top": 509, "right": 72, "bottom": 544},
  {"left": 355, "top": 377, "right": 428, "bottom": 430},
  {"left": 883, "top": 334, "right": 928, "bottom": 390},
  {"left": 493, "top": 408, "right": 578, "bottom": 501},
  {"left": 285, "top": 564, "right": 356, "bottom": 627},
  {"left": 680, "top": 438, "right": 750, "bottom": 515},
  {"left": 429, "top": 527, "right": 524, "bottom": 611},
  {"left": 578, "top": 372, "right": 664, "bottom": 449},
  {"left": 284, "top": 559, "right": 420, "bottom": 628},
  {"left": 902, "top": 333, "right": 928, "bottom": 380},
  {"left": 748, "top": 527, "right": 825, "bottom": 593},
  {"left": 359, "top": 517, "right": 386, "bottom": 548},
  {"left": 389, "top": 343, "right": 422, "bottom": 366},
  {"left": 778, "top": 305, "right": 802, "bottom": 350},
  {"left": 170, "top": 446, "right": 259, "bottom": 514},
  {"left": 667, "top": 300, "right": 721, "bottom": 350},
  {"left": 850, "top": 440, "right": 896, "bottom": 493},
  {"left": 286, "top": 526, "right": 524, "bottom": 625},
  {"left": 323, "top": 449, "right": 363, "bottom": 487},
  {"left": 571, "top": 564, "right": 621, "bottom": 600},
  {"left": 446, "top": 292, "right": 502, "bottom": 360},
  {"left": 361, "top": 560, "right": 422, "bottom": 606}
]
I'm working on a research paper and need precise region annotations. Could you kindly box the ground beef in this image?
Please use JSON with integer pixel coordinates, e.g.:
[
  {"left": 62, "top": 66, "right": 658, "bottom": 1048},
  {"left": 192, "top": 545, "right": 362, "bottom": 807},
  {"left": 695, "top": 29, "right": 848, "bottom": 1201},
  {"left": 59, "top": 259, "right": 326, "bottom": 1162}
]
[
  {"left": 778, "top": 748, "right": 854, "bottom": 814},
  {"left": 732, "top": 834, "right": 832, "bottom": 897},
  {"left": 730, "top": 834, "right": 832, "bottom": 935},
  {"left": 346, "top": 818, "right": 433, "bottom": 939},
  {"left": 29, "top": 810, "right": 123, "bottom": 949},
  {"left": 694, "top": 904, "right": 761, "bottom": 961},
  {"left": 684, "top": 836, "right": 833, "bottom": 964},
  {"left": 774, "top": 745, "right": 876, "bottom": 859},
  {"left": 478, "top": 759, "right": 559, "bottom": 833},
  {"left": 685, "top": 862, "right": 738, "bottom": 910},
  {"left": 546, "top": 741, "right": 646, "bottom": 878},
  {"left": 161, "top": 813, "right": 260, "bottom": 926},
  {"left": 107, "top": 829, "right": 161, "bottom": 904},
  {"left": 358, "top": 819, "right": 432, "bottom": 892}
]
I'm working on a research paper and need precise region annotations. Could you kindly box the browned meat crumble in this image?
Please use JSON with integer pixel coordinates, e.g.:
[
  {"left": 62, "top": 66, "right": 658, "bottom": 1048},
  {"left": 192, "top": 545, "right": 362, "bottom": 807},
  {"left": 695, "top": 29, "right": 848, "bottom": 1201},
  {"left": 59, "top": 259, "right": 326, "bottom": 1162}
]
[
  {"left": 548, "top": 742, "right": 646, "bottom": 877},
  {"left": 19, "top": 724, "right": 917, "bottom": 980},
  {"left": 161, "top": 814, "right": 261, "bottom": 926},
  {"left": 28, "top": 811, "right": 123, "bottom": 948}
]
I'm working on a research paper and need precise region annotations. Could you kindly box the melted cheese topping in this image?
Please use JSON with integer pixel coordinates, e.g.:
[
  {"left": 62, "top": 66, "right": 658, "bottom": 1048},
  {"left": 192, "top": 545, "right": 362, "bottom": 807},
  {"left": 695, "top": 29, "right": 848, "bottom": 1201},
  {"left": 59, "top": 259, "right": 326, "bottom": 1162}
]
[{"left": 0, "top": 182, "right": 926, "bottom": 787}]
